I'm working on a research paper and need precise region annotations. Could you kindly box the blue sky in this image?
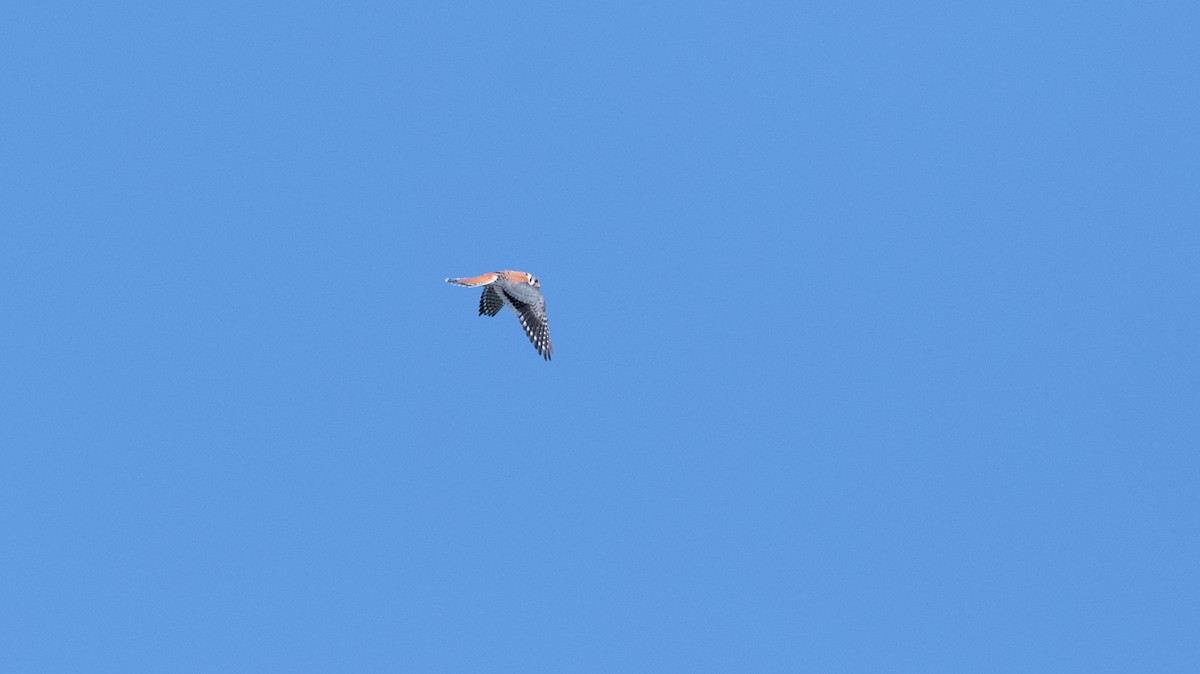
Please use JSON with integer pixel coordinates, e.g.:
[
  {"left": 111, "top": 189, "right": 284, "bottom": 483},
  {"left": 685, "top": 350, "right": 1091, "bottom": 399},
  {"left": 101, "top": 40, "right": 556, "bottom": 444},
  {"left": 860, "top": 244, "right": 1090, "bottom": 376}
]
[{"left": 2, "top": 1, "right": 1197, "bottom": 671}]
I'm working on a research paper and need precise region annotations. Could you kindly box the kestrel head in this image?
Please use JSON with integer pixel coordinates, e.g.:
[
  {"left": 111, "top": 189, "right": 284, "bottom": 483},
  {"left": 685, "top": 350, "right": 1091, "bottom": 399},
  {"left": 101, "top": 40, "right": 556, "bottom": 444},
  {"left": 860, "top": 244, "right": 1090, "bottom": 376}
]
[{"left": 526, "top": 273, "right": 540, "bottom": 288}]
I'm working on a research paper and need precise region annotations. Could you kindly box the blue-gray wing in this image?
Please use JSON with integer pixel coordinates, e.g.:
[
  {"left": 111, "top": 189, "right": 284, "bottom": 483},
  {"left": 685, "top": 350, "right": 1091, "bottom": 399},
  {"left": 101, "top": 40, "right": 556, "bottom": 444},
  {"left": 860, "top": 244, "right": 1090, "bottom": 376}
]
[
  {"left": 501, "top": 286, "right": 552, "bottom": 360},
  {"left": 479, "top": 286, "right": 504, "bottom": 316}
]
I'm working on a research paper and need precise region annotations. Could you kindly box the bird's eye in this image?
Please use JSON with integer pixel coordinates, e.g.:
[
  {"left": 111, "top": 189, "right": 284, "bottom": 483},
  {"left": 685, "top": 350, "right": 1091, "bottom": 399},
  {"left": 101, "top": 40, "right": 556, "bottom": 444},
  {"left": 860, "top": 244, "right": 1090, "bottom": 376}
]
[{"left": 528, "top": 276, "right": 537, "bottom": 285}]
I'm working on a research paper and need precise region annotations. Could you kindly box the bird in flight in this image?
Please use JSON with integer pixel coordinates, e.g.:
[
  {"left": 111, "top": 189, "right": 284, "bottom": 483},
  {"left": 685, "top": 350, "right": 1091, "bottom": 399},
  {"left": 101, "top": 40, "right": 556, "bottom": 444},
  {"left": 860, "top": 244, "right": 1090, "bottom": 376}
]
[{"left": 445, "top": 270, "right": 553, "bottom": 360}]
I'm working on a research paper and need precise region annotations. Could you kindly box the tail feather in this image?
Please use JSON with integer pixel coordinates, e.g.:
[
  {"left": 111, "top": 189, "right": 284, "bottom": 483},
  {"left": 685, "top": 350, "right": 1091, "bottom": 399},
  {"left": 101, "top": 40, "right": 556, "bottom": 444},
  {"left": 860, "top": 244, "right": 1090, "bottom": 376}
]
[{"left": 445, "top": 272, "right": 499, "bottom": 288}]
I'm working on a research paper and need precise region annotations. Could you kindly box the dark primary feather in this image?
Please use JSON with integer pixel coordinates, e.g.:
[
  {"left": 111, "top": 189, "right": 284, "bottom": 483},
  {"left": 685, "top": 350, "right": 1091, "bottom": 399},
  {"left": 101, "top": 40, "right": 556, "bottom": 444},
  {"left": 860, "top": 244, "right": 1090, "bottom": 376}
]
[{"left": 479, "top": 286, "right": 504, "bottom": 316}]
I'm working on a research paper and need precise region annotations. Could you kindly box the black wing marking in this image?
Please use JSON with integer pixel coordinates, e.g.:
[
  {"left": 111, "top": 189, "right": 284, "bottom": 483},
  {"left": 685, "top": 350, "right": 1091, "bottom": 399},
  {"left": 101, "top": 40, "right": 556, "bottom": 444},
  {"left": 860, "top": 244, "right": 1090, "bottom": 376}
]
[
  {"left": 502, "top": 289, "right": 553, "bottom": 360},
  {"left": 479, "top": 286, "right": 504, "bottom": 317}
]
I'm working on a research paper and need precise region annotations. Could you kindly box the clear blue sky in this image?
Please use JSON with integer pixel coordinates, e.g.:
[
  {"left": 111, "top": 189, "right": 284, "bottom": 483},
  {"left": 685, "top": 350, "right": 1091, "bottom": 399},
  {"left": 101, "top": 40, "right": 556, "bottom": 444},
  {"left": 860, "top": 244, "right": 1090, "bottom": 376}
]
[{"left": 2, "top": 1, "right": 1197, "bottom": 671}]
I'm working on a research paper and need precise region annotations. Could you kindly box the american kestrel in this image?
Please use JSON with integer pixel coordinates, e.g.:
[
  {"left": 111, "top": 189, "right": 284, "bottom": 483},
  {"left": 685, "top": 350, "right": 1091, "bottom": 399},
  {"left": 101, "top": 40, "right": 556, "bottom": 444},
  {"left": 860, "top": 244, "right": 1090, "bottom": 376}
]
[{"left": 445, "top": 270, "right": 553, "bottom": 360}]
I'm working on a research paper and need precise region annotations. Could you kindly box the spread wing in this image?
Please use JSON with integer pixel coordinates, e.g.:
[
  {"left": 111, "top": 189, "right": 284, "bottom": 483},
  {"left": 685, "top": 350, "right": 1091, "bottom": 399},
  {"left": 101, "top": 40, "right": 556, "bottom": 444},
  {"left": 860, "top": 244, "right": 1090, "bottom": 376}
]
[
  {"left": 479, "top": 286, "right": 505, "bottom": 317},
  {"left": 501, "top": 287, "right": 552, "bottom": 360}
]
